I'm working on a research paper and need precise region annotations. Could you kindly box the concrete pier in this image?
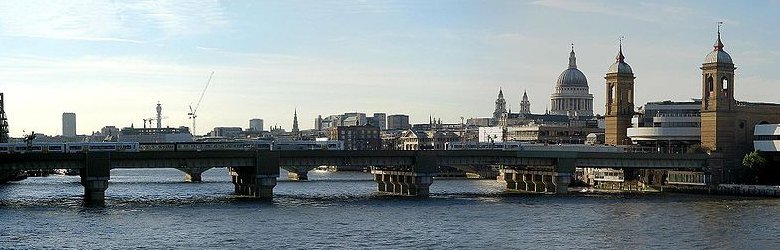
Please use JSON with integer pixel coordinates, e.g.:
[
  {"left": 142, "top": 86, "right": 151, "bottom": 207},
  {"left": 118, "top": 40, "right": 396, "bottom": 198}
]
[
  {"left": 230, "top": 168, "right": 278, "bottom": 198},
  {"left": 501, "top": 169, "right": 571, "bottom": 194},
  {"left": 179, "top": 167, "right": 211, "bottom": 182},
  {"left": 81, "top": 152, "right": 111, "bottom": 204},
  {"left": 229, "top": 151, "right": 280, "bottom": 199},
  {"left": 554, "top": 173, "right": 572, "bottom": 193},
  {"left": 372, "top": 170, "right": 433, "bottom": 196},
  {"left": 371, "top": 152, "right": 438, "bottom": 197},
  {"left": 282, "top": 166, "right": 315, "bottom": 181},
  {"left": 287, "top": 171, "right": 308, "bottom": 181}
]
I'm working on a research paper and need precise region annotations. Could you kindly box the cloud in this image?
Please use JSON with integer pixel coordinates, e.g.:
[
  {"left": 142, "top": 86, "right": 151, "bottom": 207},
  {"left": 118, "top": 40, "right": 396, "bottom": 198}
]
[
  {"left": 0, "top": 0, "right": 227, "bottom": 42},
  {"left": 305, "top": 0, "right": 408, "bottom": 14},
  {"left": 530, "top": 0, "right": 702, "bottom": 24}
]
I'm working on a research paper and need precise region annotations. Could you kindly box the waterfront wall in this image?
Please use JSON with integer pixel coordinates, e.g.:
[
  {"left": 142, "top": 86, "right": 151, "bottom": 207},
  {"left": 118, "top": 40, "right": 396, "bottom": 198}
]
[{"left": 717, "top": 184, "right": 780, "bottom": 197}]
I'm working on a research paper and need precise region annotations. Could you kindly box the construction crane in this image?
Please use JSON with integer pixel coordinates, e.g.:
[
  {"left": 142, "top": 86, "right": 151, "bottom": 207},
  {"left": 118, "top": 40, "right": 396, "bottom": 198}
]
[
  {"left": 142, "top": 116, "right": 169, "bottom": 128},
  {"left": 188, "top": 71, "right": 214, "bottom": 136},
  {"left": 142, "top": 102, "right": 168, "bottom": 129}
]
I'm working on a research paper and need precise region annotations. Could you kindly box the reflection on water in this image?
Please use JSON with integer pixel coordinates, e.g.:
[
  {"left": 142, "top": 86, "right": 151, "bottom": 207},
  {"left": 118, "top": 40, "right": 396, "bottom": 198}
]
[{"left": 1, "top": 168, "right": 778, "bottom": 249}]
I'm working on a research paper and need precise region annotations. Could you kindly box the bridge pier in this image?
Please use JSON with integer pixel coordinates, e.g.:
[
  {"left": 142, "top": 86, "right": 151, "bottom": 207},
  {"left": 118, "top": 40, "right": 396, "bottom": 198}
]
[
  {"left": 532, "top": 174, "right": 543, "bottom": 192},
  {"left": 179, "top": 167, "right": 211, "bottom": 182},
  {"left": 371, "top": 152, "right": 437, "bottom": 197},
  {"left": 287, "top": 171, "right": 308, "bottom": 181},
  {"left": 229, "top": 151, "right": 280, "bottom": 199},
  {"left": 372, "top": 171, "right": 432, "bottom": 196},
  {"left": 230, "top": 168, "right": 278, "bottom": 198},
  {"left": 500, "top": 169, "right": 570, "bottom": 194},
  {"left": 542, "top": 174, "right": 554, "bottom": 193},
  {"left": 81, "top": 152, "right": 111, "bottom": 204},
  {"left": 521, "top": 173, "right": 531, "bottom": 191},
  {"left": 554, "top": 173, "right": 571, "bottom": 193},
  {"left": 282, "top": 166, "right": 315, "bottom": 181},
  {"left": 503, "top": 170, "right": 517, "bottom": 190}
]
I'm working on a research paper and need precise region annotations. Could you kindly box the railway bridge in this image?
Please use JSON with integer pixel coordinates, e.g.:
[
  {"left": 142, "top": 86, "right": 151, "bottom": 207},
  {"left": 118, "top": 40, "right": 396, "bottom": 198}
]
[{"left": 0, "top": 150, "right": 707, "bottom": 203}]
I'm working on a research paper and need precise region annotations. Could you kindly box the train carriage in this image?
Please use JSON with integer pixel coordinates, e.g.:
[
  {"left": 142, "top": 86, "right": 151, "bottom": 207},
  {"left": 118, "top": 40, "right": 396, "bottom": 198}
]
[
  {"left": 65, "top": 142, "right": 139, "bottom": 153},
  {"left": 0, "top": 143, "right": 66, "bottom": 153}
]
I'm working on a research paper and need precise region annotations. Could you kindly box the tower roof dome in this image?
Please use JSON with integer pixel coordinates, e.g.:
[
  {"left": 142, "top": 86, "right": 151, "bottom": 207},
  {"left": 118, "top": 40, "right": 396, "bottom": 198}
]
[
  {"left": 704, "top": 28, "right": 732, "bottom": 64},
  {"left": 607, "top": 42, "right": 632, "bottom": 74},
  {"left": 556, "top": 47, "right": 588, "bottom": 87}
]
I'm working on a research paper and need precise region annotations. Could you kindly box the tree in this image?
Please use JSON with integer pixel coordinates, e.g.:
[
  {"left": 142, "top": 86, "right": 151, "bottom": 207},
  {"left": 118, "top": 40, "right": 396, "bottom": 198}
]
[
  {"left": 743, "top": 150, "right": 767, "bottom": 169},
  {"left": 742, "top": 150, "right": 767, "bottom": 184}
]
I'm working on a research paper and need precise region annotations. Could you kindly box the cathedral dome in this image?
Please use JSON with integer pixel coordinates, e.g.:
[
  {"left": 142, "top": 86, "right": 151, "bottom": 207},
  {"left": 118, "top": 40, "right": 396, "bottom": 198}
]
[{"left": 556, "top": 49, "right": 588, "bottom": 87}]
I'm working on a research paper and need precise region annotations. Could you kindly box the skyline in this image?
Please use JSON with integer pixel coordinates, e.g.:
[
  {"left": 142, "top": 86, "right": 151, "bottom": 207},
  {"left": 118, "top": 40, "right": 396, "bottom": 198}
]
[{"left": 1, "top": 0, "right": 779, "bottom": 137}]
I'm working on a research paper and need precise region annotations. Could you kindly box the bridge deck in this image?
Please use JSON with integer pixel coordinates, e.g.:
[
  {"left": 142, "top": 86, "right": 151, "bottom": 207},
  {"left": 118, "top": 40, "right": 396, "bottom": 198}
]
[{"left": 0, "top": 150, "right": 708, "bottom": 171}]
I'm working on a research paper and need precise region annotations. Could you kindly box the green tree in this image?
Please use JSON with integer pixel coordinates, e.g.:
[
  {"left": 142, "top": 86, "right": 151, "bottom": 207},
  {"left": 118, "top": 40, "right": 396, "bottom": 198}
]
[{"left": 742, "top": 150, "right": 767, "bottom": 184}]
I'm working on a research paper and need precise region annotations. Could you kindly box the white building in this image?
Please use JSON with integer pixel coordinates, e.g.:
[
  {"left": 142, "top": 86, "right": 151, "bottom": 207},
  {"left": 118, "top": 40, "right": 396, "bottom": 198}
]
[
  {"left": 754, "top": 124, "right": 780, "bottom": 152},
  {"left": 478, "top": 127, "right": 503, "bottom": 143},
  {"left": 626, "top": 100, "right": 701, "bottom": 148}
]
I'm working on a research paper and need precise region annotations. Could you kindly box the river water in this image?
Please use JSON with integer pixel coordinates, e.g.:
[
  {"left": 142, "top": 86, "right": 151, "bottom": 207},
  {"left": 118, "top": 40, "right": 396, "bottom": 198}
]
[{"left": 1, "top": 168, "right": 778, "bottom": 249}]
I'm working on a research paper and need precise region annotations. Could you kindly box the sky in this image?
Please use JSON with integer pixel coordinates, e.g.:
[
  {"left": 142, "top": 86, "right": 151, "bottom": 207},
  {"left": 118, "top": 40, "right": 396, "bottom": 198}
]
[{"left": 0, "top": 0, "right": 779, "bottom": 137}]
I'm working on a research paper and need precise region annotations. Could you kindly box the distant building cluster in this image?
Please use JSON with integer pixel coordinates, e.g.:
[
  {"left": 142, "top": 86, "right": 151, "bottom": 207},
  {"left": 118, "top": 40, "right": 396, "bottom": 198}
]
[{"left": 4, "top": 28, "right": 780, "bottom": 185}]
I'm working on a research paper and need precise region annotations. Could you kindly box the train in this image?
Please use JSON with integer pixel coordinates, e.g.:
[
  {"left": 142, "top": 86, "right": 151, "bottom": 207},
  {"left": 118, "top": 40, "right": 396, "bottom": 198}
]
[
  {"left": 138, "top": 141, "right": 273, "bottom": 152},
  {"left": 0, "top": 142, "right": 140, "bottom": 153},
  {"left": 444, "top": 141, "right": 625, "bottom": 152},
  {"left": 0, "top": 140, "right": 344, "bottom": 153}
]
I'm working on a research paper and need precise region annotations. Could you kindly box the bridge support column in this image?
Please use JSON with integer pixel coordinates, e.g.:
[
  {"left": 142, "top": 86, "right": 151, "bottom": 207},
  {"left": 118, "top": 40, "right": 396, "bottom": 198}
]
[
  {"left": 553, "top": 173, "right": 571, "bottom": 194},
  {"left": 372, "top": 170, "right": 433, "bottom": 197},
  {"left": 502, "top": 169, "right": 517, "bottom": 190},
  {"left": 410, "top": 175, "right": 432, "bottom": 197},
  {"left": 282, "top": 166, "right": 315, "bottom": 181},
  {"left": 399, "top": 176, "right": 411, "bottom": 195},
  {"left": 287, "top": 171, "right": 307, "bottom": 181},
  {"left": 375, "top": 173, "right": 386, "bottom": 192},
  {"left": 370, "top": 152, "right": 437, "bottom": 197},
  {"left": 521, "top": 173, "right": 531, "bottom": 192},
  {"left": 553, "top": 156, "right": 575, "bottom": 194},
  {"left": 81, "top": 152, "right": 111, "bottom": 204},
  {"left": 502, "top": 169, "right": 568, "bottom": 194},
  {"left": 542, "top": 174, "right": 554, "bottom": 193},
  {"left": 230, "top": 169, "right": 278, "bottom": 199},
  {"left": 532, "top": 174, "right": 543, "bottom": 192},
  {"left": 179, "top": 167, "right": 211, "bottom": 182},
  {"left": 229, "top": 151, "right": 280, "bottom": 199}
]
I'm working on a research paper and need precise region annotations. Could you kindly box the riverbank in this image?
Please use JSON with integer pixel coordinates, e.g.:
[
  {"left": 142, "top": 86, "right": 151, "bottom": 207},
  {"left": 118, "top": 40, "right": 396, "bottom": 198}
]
[{"left": 586, "top": 183, "right": 780, "bottom": 197}]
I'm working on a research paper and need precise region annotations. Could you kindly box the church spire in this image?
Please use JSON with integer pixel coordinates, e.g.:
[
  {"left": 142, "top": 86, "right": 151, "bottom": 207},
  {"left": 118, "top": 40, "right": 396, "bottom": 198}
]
[
  {"left": 520, "top": 89, "right": 531, "bottom": 115},
  {"left": 568, "top": 44, "right": 577, "bottom": 69},
  {"left": 292, "top": 108, "right": 299, "bottom": 133},
  {"left": 616, "top": 37, "right": 625, "bottom": 62},
  {"left": 714, "top": 21, "right": 725, "bottom": 51},
  {"left": 493, "top": 88, "right": 507, "bottom": 120}
]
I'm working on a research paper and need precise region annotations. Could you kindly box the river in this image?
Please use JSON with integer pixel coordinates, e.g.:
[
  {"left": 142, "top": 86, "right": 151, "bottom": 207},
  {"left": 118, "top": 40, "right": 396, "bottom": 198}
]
[{"left": 1, "top": 168, "right": 778, "bottom": 249}]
